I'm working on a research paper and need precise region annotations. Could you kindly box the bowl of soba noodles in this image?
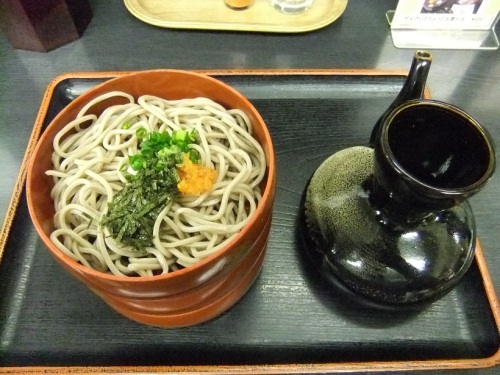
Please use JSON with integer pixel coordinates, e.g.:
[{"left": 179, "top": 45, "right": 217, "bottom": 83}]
[{"left": 26, "top": 70, "right": 276, "bottom": 327}]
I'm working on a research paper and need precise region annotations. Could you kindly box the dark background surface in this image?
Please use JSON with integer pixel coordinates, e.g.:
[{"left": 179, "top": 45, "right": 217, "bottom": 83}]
[{"left": 1, "top": 1, "right": 499, "bottom": 374}]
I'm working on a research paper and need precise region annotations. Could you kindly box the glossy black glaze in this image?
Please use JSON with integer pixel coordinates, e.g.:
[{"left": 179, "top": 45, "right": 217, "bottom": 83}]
[
  {"left": 302, "top": 97, "right": 496, "bottom": 306},
  {"left": 373, "top": 100, "right": 496, "bottom": 224},
  {"left": 302, "top": 146, "right": 477, "bottom": 306},
  {"left": 369, "top": 51, "right": 431, "bottom": 147}
]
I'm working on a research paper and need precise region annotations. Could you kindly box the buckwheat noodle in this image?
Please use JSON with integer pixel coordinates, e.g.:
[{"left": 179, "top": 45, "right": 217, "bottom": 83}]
[{"left": 46, "top": 91, "right": 266, "bottom": 277}]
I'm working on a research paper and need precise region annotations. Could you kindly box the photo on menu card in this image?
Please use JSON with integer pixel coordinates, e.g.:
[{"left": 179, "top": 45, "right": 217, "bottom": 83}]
[
  {"left": 421, "top": 0, "right": 484, "bottom": 14},
  {"left": 391, "top": 0, "right": 499, "bottom": 29}
]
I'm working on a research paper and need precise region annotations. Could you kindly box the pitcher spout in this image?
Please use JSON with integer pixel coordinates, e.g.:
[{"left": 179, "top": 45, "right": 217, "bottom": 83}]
[{"left": 369, "top": 50, "right": 432, "bottom": 146}]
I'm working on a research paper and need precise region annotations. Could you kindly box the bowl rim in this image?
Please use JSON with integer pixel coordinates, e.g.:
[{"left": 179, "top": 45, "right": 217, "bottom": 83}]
[{"left": 26, "top": 68, "right": 276, "bottom": 283}]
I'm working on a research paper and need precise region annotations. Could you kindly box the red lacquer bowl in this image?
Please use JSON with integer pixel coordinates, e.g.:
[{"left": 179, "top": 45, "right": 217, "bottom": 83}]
[{"left": 26, "top": 70, "right": 276, "bottom": 327}]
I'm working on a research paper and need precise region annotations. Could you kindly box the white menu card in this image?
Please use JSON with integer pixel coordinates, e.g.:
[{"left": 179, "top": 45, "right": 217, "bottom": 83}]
[{"left": 388, "top": 0, "right": 500, "bottom": 49}]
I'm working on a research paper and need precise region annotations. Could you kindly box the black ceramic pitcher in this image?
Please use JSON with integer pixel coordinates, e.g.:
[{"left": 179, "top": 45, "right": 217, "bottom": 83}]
[{"left": 301, "top": 51, "right": 496, "bottom": 307}]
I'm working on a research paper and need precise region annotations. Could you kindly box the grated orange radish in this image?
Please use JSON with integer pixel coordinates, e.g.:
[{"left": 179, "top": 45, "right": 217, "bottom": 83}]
[{"left": 177, "top": 155, "right": 217, "bottom": 196}]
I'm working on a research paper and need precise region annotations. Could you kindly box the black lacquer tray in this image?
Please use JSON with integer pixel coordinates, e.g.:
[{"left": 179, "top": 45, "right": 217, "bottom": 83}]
[{"left": 1, "top": 71, "right": 499, "bottom": 374}]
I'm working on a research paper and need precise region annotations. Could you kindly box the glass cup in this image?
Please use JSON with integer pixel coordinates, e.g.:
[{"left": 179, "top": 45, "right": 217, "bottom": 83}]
[{"left": 271, "top": 0, "right": 314, "bottom": 14}]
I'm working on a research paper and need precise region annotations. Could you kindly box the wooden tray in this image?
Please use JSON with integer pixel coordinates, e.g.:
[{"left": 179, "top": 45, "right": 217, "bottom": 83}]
[
  {"left": 1, "top": 70, "right": 499, "bottom": 374},
  {"left": 123, "top": 0, "right": 348, "bottom": 33}
]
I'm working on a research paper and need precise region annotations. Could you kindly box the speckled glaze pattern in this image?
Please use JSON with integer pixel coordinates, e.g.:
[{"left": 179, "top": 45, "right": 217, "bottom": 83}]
[
  {"left": 304, "top": 146, "right": 374, "bottom": 253},
  {"left": 301, "top": 51, "right": 495, "bottom": 308},
  {"left": 303, "top": 146, "right": 477, "bottom": 306}
]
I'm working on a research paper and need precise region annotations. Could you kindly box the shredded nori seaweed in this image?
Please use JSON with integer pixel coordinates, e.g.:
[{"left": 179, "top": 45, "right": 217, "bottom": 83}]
[
  {"left": 101, "top": 164, "right": 178, "bottom": 251},
  {"left": 100, "top": 128, "right": 199, "bottom": 251}
]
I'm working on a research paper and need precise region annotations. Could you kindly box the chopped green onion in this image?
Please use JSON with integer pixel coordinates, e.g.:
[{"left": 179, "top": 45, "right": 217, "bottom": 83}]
[
  {"left": 136, "top": 127, "right": 148, "bottom": 139},
  {"left": 129, "top": 155, "right": 145, "bottom": 171},
  {"left": 102, "top": 128, "right": 201, "bottom": 251}
]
